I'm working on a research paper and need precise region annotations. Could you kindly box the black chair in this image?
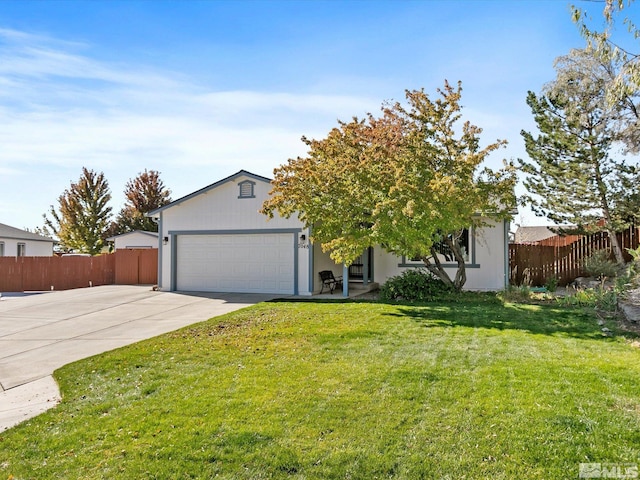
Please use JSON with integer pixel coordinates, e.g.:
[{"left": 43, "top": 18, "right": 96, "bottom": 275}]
[{"left": 319, "top": 270, "right": 343, "bottom": 294}]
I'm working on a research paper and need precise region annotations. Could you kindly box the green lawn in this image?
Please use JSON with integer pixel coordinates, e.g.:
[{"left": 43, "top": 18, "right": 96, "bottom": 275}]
[{"left": 1, "top": 295, "right": 639, "bottom": 479}]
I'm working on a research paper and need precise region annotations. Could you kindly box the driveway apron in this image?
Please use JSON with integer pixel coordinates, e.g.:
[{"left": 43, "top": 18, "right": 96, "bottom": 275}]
[{"left": 0, "top": 285, "right": 276, "bottom": 431}]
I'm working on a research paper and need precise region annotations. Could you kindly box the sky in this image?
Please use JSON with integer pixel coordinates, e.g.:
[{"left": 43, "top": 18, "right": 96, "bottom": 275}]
[{"left": 0, "top": 0, "right": 630, "bottom": 232}]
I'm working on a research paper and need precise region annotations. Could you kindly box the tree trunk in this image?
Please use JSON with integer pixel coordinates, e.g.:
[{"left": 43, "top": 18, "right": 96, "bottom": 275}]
[
  {"left": 421, "top": 237, "right": 467, "bottom": 291},
  {"left": 422, "top": 250, "right": 454, "bottom": 288},
  {"left": 593, "top": 148, "right": 626, "bottom": 265},
  {"left": 606, "top": 227, "right": 626, "bottom": 266},
  {"left": 445, "top": 236, "right": 467, "bottom": 290}
]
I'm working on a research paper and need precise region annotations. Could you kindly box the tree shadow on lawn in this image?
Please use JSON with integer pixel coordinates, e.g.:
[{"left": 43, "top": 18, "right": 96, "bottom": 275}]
[
  {"left": 384, "top": 300, "right": 612, "bottom": 340},
  {"left": 269, "top": 295, "right": 626, "bottom": 340}
]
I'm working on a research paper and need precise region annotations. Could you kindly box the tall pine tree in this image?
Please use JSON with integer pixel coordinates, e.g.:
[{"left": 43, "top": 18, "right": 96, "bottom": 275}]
[{"left": 520, "top": 49, "right": 639, "bottom": 265}]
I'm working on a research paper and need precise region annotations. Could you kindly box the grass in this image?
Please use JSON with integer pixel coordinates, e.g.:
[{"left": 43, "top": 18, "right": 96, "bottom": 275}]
[{"left": 1, "top": 294, "right": 639, "bottom": 479}]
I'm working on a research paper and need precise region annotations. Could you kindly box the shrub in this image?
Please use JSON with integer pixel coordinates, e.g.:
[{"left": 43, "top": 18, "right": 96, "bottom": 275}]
[
  {"left": 583, "top": 249, "right": 618, "bottom": 279},
  {"left": 556, "top": 287, "right": 618, "bottom": 312},
  {"left": 544, "top": 276, "right": 558, "bottom": 293},
  {"left": 499, "top": 285, "right": 532, "bottom": 303},
  {"left": 627, "top": 246, "right": 640, "bottom": 277},
  {"left": 379, "top": 268, "right": 453, "bottom": 302}
]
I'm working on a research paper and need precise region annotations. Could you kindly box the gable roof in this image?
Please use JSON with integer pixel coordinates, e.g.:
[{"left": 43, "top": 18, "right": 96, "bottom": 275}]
[
  {"left": 147, "top": 170, "right": 272, "bottom": 217},
  {"left": 514, "top": 225, "right": 576, "bottom": 244},
  {"left": 0, "top": 222, "right": 55, "bottom": 243},
  {"left": 106, "top": 230, "right": 159, "bottom": 242}
]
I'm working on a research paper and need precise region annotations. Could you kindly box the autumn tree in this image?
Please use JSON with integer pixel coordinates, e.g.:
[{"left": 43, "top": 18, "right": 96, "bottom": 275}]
[
  {"left": 520, "top": 48, "right": 639, "bottom": 265},
  {"left": 262, "top": 82, "right": 517, "bottom": 290},
  {"left": 111, "top": 169, "right": 171, "bottom": 234},
  {"left": 44, "top": 167, "right": 112, "bottom": 255}
]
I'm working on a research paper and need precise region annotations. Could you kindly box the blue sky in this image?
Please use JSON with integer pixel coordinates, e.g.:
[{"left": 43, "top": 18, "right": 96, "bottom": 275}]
[{"left": 0, "top": 0, "right": 625, "bottom": 231}]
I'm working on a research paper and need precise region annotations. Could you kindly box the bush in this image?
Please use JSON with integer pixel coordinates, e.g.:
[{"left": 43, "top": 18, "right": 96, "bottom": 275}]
[
  {"left": 627, "top": 246, "right": 640, "bottom": 280},
  {"left": 379, "top": 269, "right": 454, "bottom": 302},
  {"left": 544, "top": 276, "right": 558, "bottom": 293},
  {"left": 499, "top": 285, "right": 531, "bottom": 302},
  {"left": 556, "top": 287, "right": 618, "bottom": 312},
  {"left": 583, "top": 249, "right": 619, "bottom": 279}
]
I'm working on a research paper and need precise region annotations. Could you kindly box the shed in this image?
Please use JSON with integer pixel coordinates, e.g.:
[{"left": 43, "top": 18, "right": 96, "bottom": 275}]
[{"left": 107, "top": 230, "right": 158, "bottom": 250}]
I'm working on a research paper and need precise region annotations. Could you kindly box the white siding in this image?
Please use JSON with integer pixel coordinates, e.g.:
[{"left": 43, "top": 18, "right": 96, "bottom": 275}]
[
  {"left": 157, "top": 173, "right": 311, "bottom": 295},
  {"left": 113, "top": 232, "right": 158, "bottom": 250},
  {"left": 373, "top": 219, "right": 509, "bottom": 291},
  {"left": 161, "top": 179, "right": 298, "bottom": 232},
  {"left": 0, "top": 238, "right": 53, "bottom": 257}
]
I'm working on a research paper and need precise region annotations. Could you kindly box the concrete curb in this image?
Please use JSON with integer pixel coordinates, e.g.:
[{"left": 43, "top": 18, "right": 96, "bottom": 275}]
[{"left": 0, "top": 376, "right": 61, "bottom": 431}]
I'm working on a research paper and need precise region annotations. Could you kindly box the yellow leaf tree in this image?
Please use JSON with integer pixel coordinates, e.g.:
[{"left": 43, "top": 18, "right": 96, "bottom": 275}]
[{"left": 262, "top": 82, "right": 517, "bottom": 290}]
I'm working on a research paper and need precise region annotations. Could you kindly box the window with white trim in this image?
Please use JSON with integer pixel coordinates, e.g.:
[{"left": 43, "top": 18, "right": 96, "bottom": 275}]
[
  {"left": 17, "top": 243, "right": 26, "bottom": 257},
  {"left": 0, "top": 242, "right": 4, "bottom": 256}
]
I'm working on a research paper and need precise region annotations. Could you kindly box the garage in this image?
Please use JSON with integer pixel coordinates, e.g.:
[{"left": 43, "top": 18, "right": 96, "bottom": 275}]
[
  {"left": 175, "top": 233, "right": 296, "bottom": 294},
  {"left": 150, "top": 170, "right": 310, "bottom": 296}
]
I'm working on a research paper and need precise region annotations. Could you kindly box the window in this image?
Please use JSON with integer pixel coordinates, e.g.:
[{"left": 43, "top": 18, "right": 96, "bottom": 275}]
[
  {"left": 17, "top": 243, "right": 26, "bottom": 257},
  {"left": 238, "top": 180, "right": 255, "bottom": 199},
  {"left": 431, "top": 228, "right": 470, "bottom": 262},
  {"left": 0, "top": 242, "right": 4, "bottom": 256},
  {"left": 400, "top": 228, "right": 477, "bottom": 267}
]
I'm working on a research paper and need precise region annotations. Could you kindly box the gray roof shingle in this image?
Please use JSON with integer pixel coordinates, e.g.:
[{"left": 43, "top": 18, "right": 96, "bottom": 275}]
[{"left": 0, "top": 222, "right": 55, "bottom": 242}]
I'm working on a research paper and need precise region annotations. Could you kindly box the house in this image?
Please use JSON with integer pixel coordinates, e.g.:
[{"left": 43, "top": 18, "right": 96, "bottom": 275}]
[
  {"left": 514, "top": 225, "right": 581, "bottom": 247},
  {"left": 0, "top": 222, "right": 55, "bottom": 257},
  {"left": 107, "top": 230, "right": 158, "bottom": 250},
  {"left": 148, "top": 170, "right": 511, "bottom": 296}
]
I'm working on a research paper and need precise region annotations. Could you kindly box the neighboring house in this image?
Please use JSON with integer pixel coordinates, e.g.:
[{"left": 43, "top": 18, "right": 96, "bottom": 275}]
[
  {"left": 514, "top": 226, "right": 581, "bottom": 247},
  {"left": 0, "top": 222, "right": 55, "bottom": 257},
  {"left": 148, "top": 170, "right": 511, "bottom": 295},
  {"left": 107, "top": 230, "right": 158, "bottom": 250}
]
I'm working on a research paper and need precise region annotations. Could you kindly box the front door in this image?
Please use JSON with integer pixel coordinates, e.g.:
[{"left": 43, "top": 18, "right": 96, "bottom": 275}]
[{"left": 348, "top": 247, "right": 373, "bottom": 282}]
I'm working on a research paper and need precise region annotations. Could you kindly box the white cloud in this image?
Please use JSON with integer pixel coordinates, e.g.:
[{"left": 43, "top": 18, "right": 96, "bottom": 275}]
[
  {"left": 0, "top": 166, "right": 23, "bottom": 176},
  {"left": 0, "top": 27, "right": 378, "bottom": 229}
]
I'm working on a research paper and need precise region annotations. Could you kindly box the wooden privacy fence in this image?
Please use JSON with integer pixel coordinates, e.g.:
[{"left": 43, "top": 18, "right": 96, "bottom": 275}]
[
  {"left": 114, "top": 249, "right": 158, "bottom": 285},
  {"left": 509, "top": 226, "right": 639, "bottom": 287},
  {"left": 0, "top": 249, "right": 157, "bottom": 292}
]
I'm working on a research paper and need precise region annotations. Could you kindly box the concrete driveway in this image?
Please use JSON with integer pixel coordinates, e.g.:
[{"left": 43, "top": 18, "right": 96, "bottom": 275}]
[{"left": 0, "top": 285, "right": 277, "bottom": 431}]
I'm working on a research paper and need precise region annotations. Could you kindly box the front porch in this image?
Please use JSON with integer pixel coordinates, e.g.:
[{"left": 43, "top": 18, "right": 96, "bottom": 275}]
[
  {"left": 312, "top": 247, "right": 376, "bottom": 298},
  {"left": 312, "top": 280, "right": 379, "bottom": 299}
]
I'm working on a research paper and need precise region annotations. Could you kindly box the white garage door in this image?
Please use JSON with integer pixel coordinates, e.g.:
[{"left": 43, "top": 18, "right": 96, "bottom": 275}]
[{"left": 176, "top": 233, "right": 295, "bottom": 294}]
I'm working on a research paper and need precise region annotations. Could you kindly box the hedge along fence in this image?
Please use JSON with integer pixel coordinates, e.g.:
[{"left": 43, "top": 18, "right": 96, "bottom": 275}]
[
  {"left": 0, "top": 249, "right": 157, "bottom": 292},
  {"left": 509, "top": 225, "right": 639, "bottom": 287}
]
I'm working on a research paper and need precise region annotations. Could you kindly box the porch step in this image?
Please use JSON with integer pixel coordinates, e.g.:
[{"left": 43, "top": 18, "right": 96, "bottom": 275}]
[{"left": 348, "top": 281, "right": 379, "bottom": 293}]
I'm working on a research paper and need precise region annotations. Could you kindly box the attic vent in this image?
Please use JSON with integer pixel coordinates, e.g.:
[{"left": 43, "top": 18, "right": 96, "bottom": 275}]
[{"left": 238, "top": 180, "right": 255, "bottom": 199}]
